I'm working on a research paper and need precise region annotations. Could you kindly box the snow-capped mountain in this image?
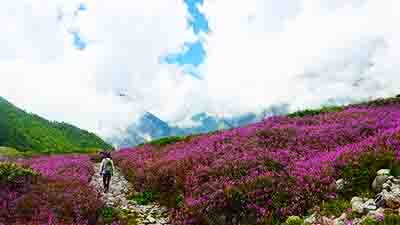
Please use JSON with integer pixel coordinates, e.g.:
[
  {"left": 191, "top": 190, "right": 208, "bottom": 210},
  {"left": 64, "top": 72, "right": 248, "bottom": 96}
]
[{"left": 109, "top": 105, "right": 290, "bottom": 148}]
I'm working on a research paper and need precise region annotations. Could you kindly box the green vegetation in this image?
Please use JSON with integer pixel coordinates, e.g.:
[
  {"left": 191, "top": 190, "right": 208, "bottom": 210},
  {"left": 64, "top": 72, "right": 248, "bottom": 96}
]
[
  {"left": 384, "top": 213, "right": 400, "bottom": 225},
  {"left": 141, "top": 136, "right": 186, "bottom": 147},
  {"left": 320, "top": 199, "right": 351, "bottom": 217},
  {"left": 0, "top": 162, "right": 38, "bottom": 183},
  {"left": 99, "top": 206, "right": 138, "bottom": 225},
  {"left": 287, "top": 105, "right": 344, "bottom": 118},
  {"left": 0, "top": 146, "right": 36, "bottom": 158},
  {"left": 360, "top": 217, "right": 379, "bottom": 225},
  {"left": 284, "top": 216, "right": 304, "bottom": 225},
  {"left": 0, "top": 96, "right": 112, "bottom": 153},
  {"left": 128, "top": 191, "right": 159, "bottom": 205},
  {"left": 287, "top": 95, "right": 400, "bottom": 118},
  {"left": 338, "top": 151, "right": 396, "bottom": 198}
]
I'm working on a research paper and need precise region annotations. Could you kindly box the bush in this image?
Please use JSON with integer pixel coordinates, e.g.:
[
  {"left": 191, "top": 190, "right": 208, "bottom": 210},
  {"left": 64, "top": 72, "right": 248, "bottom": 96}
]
[
  {"left": 128, "top": 191, "right": 159, "bottom": 205},
  {"left": 99, "top": 207, "right": 139, "bottom": 225},
  {"left": 144, "top": 136, "right": 185, "bottom": 147},
  {"left": 338, "top": 151, "right": 396, "bottom": 198},
  {"left": 285, "top": 216, "right": 304, "bottom": 225},
  {"left": 287, "top": 105, "right": 344, "bottom": 118},
  {"left": 0, "top": 162, "right": 38, "bottom": 183},
  {"left": 360, "top": 217, "right": 379, "bottom": 225},
  {"left": 320, "top": 199, "right": 351, "bottom": 217},
  {"left": 384, "top": 213, "right": 400, "bottom": 225}
]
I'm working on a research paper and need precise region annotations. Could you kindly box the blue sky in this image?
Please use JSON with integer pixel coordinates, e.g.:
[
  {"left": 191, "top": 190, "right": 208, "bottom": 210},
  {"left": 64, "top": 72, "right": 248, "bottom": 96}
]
[
  {"left": 72, "top": 0, "right": 208, "bottom": 73},
  {"left": 2, "top": 0, "right": 400, "bottom": 137},
  {"left": 165, "top": 0, "right": 209, "bottom": 78}
]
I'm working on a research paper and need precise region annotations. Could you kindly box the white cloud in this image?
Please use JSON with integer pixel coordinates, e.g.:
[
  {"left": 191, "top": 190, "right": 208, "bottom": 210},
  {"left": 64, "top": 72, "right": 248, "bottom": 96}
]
[
  {"left": 200, "top": 0, "right": 400, "bottom": 114},
  {"left": 1, "top": 0, "right": 400, "bottom": 139},
  {"left": 0, "top": 0, "right": 198, "bottom": 137}
]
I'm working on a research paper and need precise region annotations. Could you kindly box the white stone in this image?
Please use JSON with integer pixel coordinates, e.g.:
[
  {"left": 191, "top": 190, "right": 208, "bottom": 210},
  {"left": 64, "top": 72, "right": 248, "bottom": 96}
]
[
  {"left": 304, "top": 213, "right": 318, "bottom": 225},
  {"left": 372, "top": 175, "right": 389, "bottom": 192},
  {"left": 351, "top": 197, "right": 364, "bottom": 213},
  {"left": 336, "top": 179, "right": 345, "bottom": 191},
  {"left": 377, "top": 169, "right": 391, "bottom": 176}
]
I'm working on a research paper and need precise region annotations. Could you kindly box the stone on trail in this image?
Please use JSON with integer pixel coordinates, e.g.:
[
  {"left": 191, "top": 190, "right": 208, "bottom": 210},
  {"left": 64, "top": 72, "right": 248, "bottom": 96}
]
[{"left": 90, "top": 163, "right": 170, "bottom": 225}]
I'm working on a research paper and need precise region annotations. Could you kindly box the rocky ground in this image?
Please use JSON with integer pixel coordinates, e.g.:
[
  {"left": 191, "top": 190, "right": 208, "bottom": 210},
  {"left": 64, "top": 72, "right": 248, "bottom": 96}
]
[
  {"left": 90, "top": 163, "right": 170, "bottom": 225},
  {"left": 303, "top": 169, "right": 400, "bottom": 225}
]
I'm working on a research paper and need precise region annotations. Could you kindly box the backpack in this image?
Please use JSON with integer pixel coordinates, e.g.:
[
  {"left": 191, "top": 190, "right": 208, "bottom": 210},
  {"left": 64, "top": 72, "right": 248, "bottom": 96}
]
[{"left": 103, "top": 158, "right": 113, "bottom": 173}]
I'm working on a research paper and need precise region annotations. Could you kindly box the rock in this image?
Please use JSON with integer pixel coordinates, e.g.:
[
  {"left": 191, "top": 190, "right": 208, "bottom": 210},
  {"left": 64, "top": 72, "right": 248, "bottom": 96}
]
[
  {"left": 392, "top": 178, "right": 400, "bottom": 185},
  {"left": 333, "top": 213, "right": 347, "bottom": 225},
  {"left": 304, "top": 212, "right": 318, "bottom": 224},
  {"left": 382, "top": 187, "right": 400, "bottom": 209},
  {"left": 363, "top": 199, "right": 377, "bottom": 212},
  {"left": 90, "top": 163, "right": 170, "bottom": 225},
  {"left": 333, "top": 218, "right": 346, "bottom": 225},
  {"left": 351, "top": 197, "right": 365, "bottom": 213},
  {"left": 374, "top": 193, "right": 385, "bottom": 208},
  {"left": 336, "top": 179, "right": 345, "bottom": 191},
  {"left": 382, "top": 182, "right": 391, "bottom": 191},
  {"left": 372, "top": 175, "right": 389, "bottom": 192},
  {"left": 321, "top": 216, "right": 333, "bottom": 224},
  {"left": 351, "top": 197, "right": 377, "bottom": 214},
  {"left": 377, "top": 169, "right": 391, "bottom": 176},
  {"left": 367, "top": 208, "right": 385, "bottom": 221}
]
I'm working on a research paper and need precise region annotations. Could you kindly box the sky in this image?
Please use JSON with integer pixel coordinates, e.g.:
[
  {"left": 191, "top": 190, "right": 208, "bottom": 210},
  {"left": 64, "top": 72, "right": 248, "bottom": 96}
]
[{"left": 1, "top": 0, "right": 400, "bottom": 137}]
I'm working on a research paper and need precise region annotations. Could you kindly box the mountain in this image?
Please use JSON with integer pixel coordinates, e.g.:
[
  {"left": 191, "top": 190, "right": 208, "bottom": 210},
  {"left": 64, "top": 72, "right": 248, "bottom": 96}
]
[
  {"left": 110, "top": 104, "right": 291, "bottom": 148},
  {"left": 0, "top": 96, "right": 112, "bottom": 153}
]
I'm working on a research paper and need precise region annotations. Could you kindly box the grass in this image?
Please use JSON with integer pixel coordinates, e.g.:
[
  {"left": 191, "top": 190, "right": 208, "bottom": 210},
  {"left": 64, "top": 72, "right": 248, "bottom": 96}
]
[
  {"left": 127, "top": 191, "right": 159, "bottom": 205},
  {"left": 338, "top": 151, "right": 396, "bottom": 198},
  {"left": 287, "top": 105, "right": 344, "bottom": 118},
  {"left": 0, "top": 146, "right": 36, "bottom": 158},
  {"left": 320, "top": 198, "right": 351, "bottom": 217},
  {"left": 0, "top": 146, "right": 105, "bottom": 161},
  {"left": 0, "top": 162, "right": 38, "bottom": 183},
  {"left": 99, "top": 207, "right": 139, "bottom": 225},
  {"left": 140, "top": 136, "right": 185, "bottom": 147}
]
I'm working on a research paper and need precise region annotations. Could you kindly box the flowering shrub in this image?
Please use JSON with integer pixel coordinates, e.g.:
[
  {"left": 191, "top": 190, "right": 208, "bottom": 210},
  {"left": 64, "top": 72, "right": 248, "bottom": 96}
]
[
  {"left": 114, "top": 102, "right": 400, "bottom": 224},
  {"left": 1, "top": 155, "right": 102, "bottom": 224}
]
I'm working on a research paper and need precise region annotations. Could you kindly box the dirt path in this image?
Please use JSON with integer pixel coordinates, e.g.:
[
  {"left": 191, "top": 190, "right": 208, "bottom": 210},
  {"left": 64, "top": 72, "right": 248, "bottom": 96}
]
[{"left": 90, "top": 163, "right": 170, "bottom": 225}]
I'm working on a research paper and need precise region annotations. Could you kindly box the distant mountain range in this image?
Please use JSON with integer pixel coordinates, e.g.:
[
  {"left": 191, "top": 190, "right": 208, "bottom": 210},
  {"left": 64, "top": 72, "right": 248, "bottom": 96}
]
[
  {"left": 0, "top": 96, "right": 112, "bottom": 153},
  {"left": 108, "top": 104, "right": 290, "bottom": 148}
]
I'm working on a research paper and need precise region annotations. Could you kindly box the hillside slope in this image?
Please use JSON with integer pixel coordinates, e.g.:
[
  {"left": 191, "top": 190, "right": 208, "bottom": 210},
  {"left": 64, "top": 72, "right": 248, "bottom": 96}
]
[
  {"left": 113, "top": 96, "right": 400, "bottom": 224},
  {"left": 0, "top": 96, "right": 112, "bottom": 153}
]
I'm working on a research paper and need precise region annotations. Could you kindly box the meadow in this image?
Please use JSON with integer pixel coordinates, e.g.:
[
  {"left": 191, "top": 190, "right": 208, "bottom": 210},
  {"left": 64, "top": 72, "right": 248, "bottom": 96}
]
[{"left": 113, "top": 98, "right": 400, "bottom": 224}]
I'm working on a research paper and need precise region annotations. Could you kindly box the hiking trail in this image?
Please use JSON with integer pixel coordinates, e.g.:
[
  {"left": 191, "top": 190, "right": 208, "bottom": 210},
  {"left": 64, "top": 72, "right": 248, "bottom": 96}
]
[{"left": 90, "top": 163, "right": 170, "bottom": 225}]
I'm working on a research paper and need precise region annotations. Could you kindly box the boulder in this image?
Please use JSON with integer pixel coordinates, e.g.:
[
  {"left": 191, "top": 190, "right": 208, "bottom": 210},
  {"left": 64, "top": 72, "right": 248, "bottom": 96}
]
[
  {"left": 382, "top": 187, "right": 400, "bottom": 209},
  {"left": 351, "top": 197, "right": 364, "bottom": 213},
  {"left": 374, "top": 193, "right": 385, "bottom": 208},
  {"left": 351, "top": 197, "right": 377, "bottom": 214},
  {"left": 377, "top": 169, "right": 391, "bottom": 176},
  {"left": 362, "top": 199, "right": 377, "bottom": 212},
  {"left": 372, "top": 174, "right": 389, "bottom": 192}
]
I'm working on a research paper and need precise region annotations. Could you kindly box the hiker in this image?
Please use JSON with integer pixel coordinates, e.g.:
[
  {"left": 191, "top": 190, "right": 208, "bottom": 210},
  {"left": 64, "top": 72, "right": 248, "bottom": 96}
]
[{"left": 100, "top": 152, "right": 115, "bottom": 193}]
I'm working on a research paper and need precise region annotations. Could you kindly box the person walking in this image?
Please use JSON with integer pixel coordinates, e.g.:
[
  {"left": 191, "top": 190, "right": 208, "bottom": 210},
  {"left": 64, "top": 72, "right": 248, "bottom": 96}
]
[{"left": 99, "top": 152, "right": 115, "bottom": 193}]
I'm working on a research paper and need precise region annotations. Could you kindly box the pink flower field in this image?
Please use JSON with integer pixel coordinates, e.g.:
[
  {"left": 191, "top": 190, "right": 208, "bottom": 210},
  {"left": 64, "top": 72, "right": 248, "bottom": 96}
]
[
  {"left": 0, "top": 154, "right": 102, "bottom": 225},
  {"left": 113, "top": 98, "right": 400, "bottom": 224}
]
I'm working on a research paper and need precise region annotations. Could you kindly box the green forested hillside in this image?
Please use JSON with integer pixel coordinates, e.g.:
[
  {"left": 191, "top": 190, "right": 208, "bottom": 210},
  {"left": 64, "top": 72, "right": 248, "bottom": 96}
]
[{"left": 0, "top": 96, "right": 112, "bottom": 153}]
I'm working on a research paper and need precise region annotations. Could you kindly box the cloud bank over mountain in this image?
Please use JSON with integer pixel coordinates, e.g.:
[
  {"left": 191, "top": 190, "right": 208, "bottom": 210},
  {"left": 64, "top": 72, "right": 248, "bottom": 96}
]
[{"left": 1, "top": 0, "right": 400, "bottom": 138}]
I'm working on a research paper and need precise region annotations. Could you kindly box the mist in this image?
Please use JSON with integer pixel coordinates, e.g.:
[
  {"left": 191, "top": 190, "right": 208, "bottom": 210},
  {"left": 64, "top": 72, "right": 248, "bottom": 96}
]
[{"left": 1, "top": 0, "right": 400, "bottom": 138}]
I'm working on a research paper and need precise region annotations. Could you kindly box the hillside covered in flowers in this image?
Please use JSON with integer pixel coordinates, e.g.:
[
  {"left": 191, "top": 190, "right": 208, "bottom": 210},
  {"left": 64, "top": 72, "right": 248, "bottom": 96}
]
[
  {"left": 113, "top": 97, "right": 400, "bottom": 224},
  {"left": 2, "top": 96, "right": 400, "bottom": 224}
]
